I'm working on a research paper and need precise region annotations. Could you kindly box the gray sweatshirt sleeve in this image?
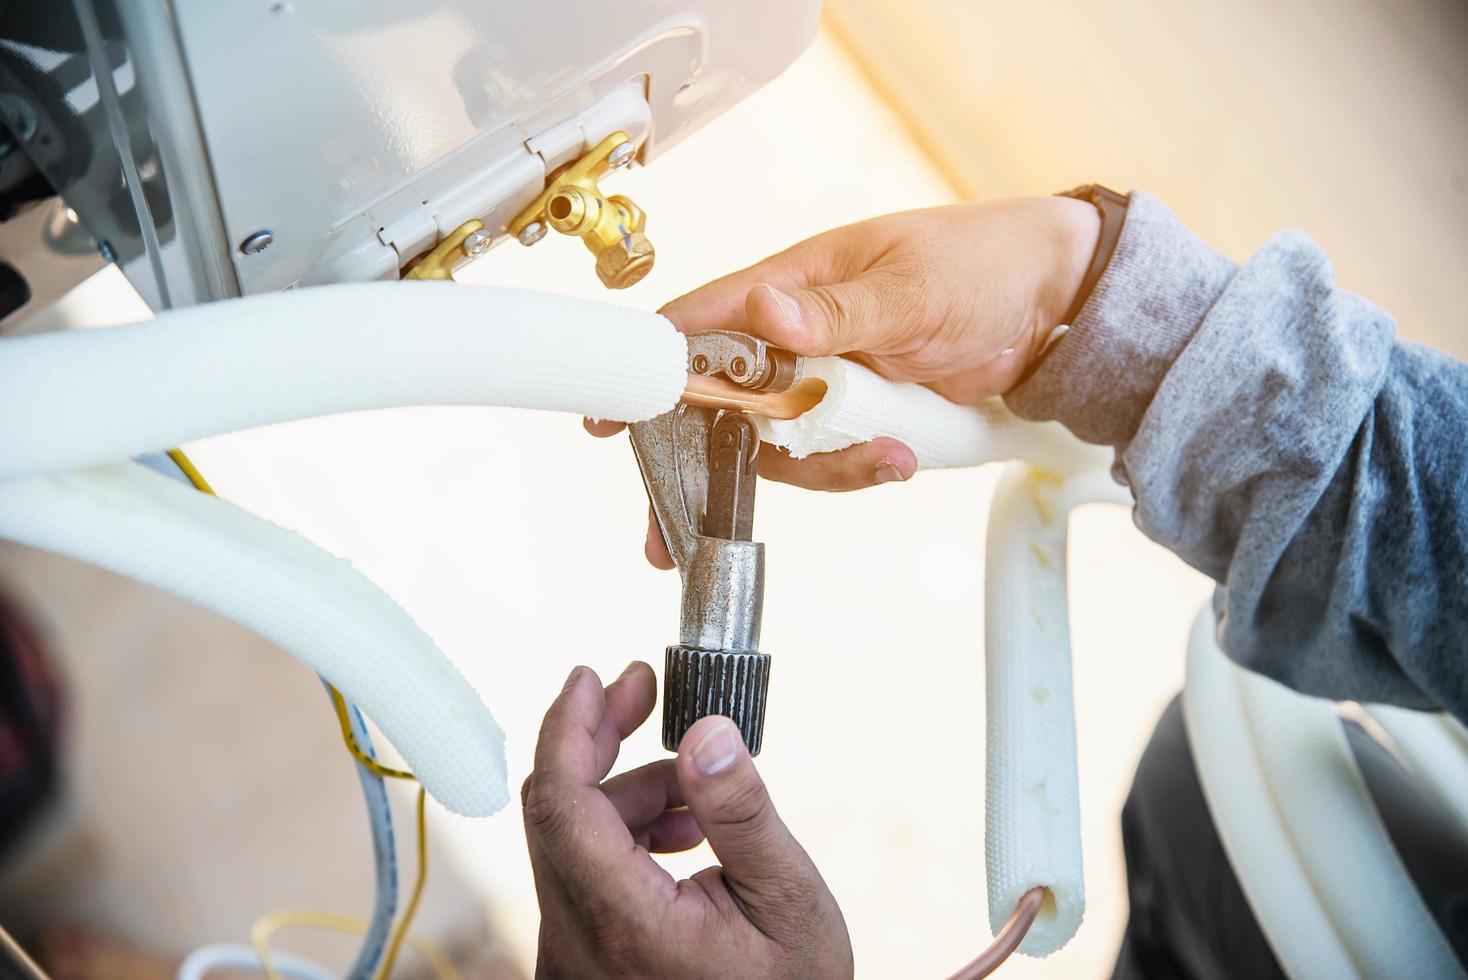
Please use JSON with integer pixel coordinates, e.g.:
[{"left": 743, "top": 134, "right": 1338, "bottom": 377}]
[{"left": 1005, "top": 191, "right": 1468, "bottom": 722}]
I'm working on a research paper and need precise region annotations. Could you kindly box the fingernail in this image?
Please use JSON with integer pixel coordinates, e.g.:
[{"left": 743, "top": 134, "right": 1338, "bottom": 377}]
[
  {"left": 760, "top": 284, "right": 803, "bottom": 326},
  {"left": 617, "top": 661, "right": 639, "bottom": 681},
  {"left": 562, "top": 666, "right": 585, "bottom": 692},
  {"left": 875, "top": 463, "right": 906, "bottom": 484},
  {"left": 692, "top": 721, "right": 741, "bottom": 776}
]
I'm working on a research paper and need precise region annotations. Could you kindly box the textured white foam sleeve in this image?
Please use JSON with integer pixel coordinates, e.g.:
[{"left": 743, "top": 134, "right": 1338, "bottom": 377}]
[
  {"left": 0, "top": 462, "right": 507, "bottom": 818},
  {"left": 982, "top": 463, "right": 1084, "bottom": 955},
  {"left": 0, "top": 282, "right": 688, "bottom": 479},
  {"left": 1185, "top": 608, "right": 1466, "bottom": 980},
  {"left": 757, "top": 357, "right": 1107, "bottom": 474},
  {"left": 1182, "top": 608, "right": 1354, "bottom": 980}
]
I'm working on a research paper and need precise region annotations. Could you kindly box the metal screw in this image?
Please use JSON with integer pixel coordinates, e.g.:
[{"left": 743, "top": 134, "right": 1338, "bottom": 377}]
[
  {"left": 461, "top": 229, "right": 491, "bottom": 257},
  {"left": 691, "top": 353, "right": 711, "bottom": 375},
  {"left": 607, "top": 140, "right": 636, "bottom": 169},
  {"left": 517, "top": 221, "right": 547, "bottom": 246},
  {"left": 239, "top": 230, "right": 273, "bottom": 255},
  {"left": 729, "top": 356, "right": 749, "bottom": 379}
]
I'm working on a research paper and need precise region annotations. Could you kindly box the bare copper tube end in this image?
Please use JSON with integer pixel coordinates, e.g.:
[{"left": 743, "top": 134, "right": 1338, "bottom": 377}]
[
  {"left": 681, "top": 373, "right": 827, "bottom": 420},
  {"left": 946, "top": 886, "right": 1050, "bottom": 980}
]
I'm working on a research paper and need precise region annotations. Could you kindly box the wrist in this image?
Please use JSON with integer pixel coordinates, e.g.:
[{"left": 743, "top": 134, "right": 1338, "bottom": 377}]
[
  {"left": 1004, "top": 191, "right": 1239, "bottom": 448},
  {"left": 1031, "top": 197, "right": 1101, "bottom": 360}
]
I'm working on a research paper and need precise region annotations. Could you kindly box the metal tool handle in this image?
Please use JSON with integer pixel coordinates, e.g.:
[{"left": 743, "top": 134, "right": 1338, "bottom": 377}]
[
  {"left": 633, "top": 334, "right": 792, "bottom": 758},
  {"left": 663, "top": 645, "right": 771, "bottom": 755}
]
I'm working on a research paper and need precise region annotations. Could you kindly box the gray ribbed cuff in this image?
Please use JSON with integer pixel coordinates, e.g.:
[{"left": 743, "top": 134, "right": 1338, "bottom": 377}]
[{"left": 1004, "top": 191, "right": 1238, "bottom": 447}]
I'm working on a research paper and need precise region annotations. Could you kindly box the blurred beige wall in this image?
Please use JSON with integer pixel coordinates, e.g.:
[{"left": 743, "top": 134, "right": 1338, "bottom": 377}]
[{"left": 827, "top": 0, "right": 1468, "bottom": 357}]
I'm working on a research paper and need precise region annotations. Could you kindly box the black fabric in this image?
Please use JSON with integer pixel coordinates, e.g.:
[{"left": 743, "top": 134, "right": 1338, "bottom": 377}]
[
  {"left": 1110, "top": 697, "right": 1285, "bottom": 980},
  {"left": 0, "top": 589, "right": 62, "bottom": 857},
  {"left": 1112, "top": 697, "right": 1468, "bottom": 979}
]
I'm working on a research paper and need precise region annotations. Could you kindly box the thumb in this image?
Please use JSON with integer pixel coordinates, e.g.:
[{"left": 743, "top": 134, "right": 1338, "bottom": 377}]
[
  {"left": 675, "top": 717, "right": 822, "bottom": 930},
  {"left": 745, "top": 274, "right": 892, "bottom": 357}
]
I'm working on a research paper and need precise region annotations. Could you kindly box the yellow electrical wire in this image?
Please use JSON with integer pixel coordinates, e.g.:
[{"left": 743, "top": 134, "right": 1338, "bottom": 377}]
[
  {"left": 328, "top": 686, "right": 414, "bottom": 781},
  {"left": 249, "top": 905, "right": 460, "bottom": 980},
  {"left": 322, "top": 688, "right": 432, "bottom": 980},
  {"left": 166, "top": 448, "right": 216, "bottom": 495},
  {"left": 168, "top": 448, "right": 445, "bottom": 980}
]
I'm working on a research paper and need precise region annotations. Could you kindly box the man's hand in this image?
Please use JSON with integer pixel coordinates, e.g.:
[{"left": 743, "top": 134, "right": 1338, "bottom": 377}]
[
  {"left": 586, "top": 197, "right": 1100, "bottom": 567},
  {"left": 523, "top": 662, "right": 853, "bottom": 979}
]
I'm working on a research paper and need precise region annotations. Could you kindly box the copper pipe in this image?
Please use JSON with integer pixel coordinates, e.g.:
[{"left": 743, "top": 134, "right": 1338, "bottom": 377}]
[
  {"left": 0, "top": 923, "right": 49, "bottom": 980},
  {"left": 681, "top": 374, "right": 827, "bottom": 420},
  {"left": 946, "top": 887, "right": 1049, "bottom": 980}
]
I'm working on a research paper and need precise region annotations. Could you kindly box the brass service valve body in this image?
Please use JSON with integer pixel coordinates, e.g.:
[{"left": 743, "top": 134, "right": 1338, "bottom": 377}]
[{"left": 509, "top": 131, "right": 653, "bottom": 289}]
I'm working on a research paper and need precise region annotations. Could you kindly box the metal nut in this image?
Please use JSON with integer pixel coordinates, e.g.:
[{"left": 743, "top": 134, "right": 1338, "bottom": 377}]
[
  {"left": 594, "top": 231, "right": 654, "bottom": 289},
  {"left": 607, "top": 140, "right": 637, "bottom": 169},
  {"left": 239, "top": 230, "right": 273, "bottom": 255},
  {"left": 691, "top": 353, "right": 711, "bottom": 375},
  {"left": 517, "top": 221, "right": 547, "bottom": 246},
  {"left": 461, "top": 229, "right": 491, "bottom": 257}
]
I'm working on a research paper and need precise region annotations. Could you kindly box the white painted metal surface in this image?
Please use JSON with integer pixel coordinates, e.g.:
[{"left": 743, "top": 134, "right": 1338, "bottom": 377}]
[{"left": 169, "top": 0, "right": 819, "bottom": 294}]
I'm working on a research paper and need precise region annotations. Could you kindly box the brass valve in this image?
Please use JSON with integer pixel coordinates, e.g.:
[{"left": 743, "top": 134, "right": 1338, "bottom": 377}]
[
  {"left": 403, "top": 219, "right": 488, "bottom": 282},
  {"left": 508, "top": 131, "right": 654, "bottom": 290}
]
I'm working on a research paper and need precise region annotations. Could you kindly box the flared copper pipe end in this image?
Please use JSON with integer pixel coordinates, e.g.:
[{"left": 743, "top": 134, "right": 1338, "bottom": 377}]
[{"left": 681, "top": 374, "right": 827, "bottom": 420}]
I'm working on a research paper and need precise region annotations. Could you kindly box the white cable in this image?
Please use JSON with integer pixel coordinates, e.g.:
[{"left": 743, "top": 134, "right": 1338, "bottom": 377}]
[
  {"left": 0, "top": 282, "right": 688, "bottom": 480},
  {"left": 981, "top": 462, "right": 1124, "bottom": 956},
  {"left": 177, "top": 943, "right": 335, "bottom": 980},
  {"left": 335, "top": 688, "right": 397, "bottom": 979},
  {"left": 0, "top": 461, "right": 506, "bottom": 818},
  {"left": 1184, "top": 604, "right": 1466, "bottom": 980}
]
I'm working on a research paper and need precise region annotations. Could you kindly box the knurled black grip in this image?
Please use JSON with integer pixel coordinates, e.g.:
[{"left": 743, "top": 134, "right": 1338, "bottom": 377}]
[{"left": 662, "top": 645, "right": 771, "bottom": 756}]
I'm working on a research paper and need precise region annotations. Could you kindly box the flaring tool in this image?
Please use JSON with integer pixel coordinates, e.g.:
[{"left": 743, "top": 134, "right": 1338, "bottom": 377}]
[{"left": 629, "top": 331, "right": 823, "bottom": 755}]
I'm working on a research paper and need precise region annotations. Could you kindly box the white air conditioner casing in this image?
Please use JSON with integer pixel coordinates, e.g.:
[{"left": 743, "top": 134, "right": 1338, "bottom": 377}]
[{"left": 2, "top": 1, "right": 819, "bottom": 310}]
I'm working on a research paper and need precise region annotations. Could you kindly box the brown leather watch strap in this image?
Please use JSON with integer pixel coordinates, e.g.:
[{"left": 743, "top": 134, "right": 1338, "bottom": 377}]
[{"left": 1056, "top": 184, "right": 1130, "bottom": 326}]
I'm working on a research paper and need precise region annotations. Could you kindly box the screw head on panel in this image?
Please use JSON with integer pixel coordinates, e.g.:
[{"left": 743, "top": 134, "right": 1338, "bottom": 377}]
[
  {"left": 239, "top": 230, "right": 273, "bottom": 255},
  {"left": 607, "top": 140, "right": 636, "bottom": 169},
  {"left": 517, "top": 221, "right": 547, "bottom": 246},
  {"left": 461, "top": 229, "right": 491, "bottom": 257}
]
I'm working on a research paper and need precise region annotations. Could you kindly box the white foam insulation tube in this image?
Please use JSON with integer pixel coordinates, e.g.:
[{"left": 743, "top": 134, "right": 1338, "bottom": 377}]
[
  {"left": 0, "top": 283, "right": 689, "bottom": 480},
  {"left": 983, "top": 463, "right": 1128, "bottom": 956},
  {"left": 0, "top": 461, "right": 509, "bottom": 818},
  {"left": 756, "top": 355, "right": 1106, "bottom": 473},
  {"left": 0, "top": 280, "right": 1113, "bottom": 943}
]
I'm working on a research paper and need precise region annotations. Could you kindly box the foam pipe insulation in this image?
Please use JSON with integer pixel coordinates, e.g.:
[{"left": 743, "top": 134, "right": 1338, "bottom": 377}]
[
  {"left": 0, "top": 282, "right": 688, "bottom": 480},
  {"left": 757, "top": 356, "right": 1109, "bottom": 474},
  {"left": 0, "top": 282, "right": 1116, "bottom": 951},
  {"left": 983, "top": 462, "right": 1129, "bottom": 956},
  {"left": 1184, "top": 607, "right": 1466, "bottom": 980},
  {"left": 0, "top": 462, "right": 508, "bottom": 817},
  {"left": 0, "top": 281, "right": 1103, "bottom": 480}
]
